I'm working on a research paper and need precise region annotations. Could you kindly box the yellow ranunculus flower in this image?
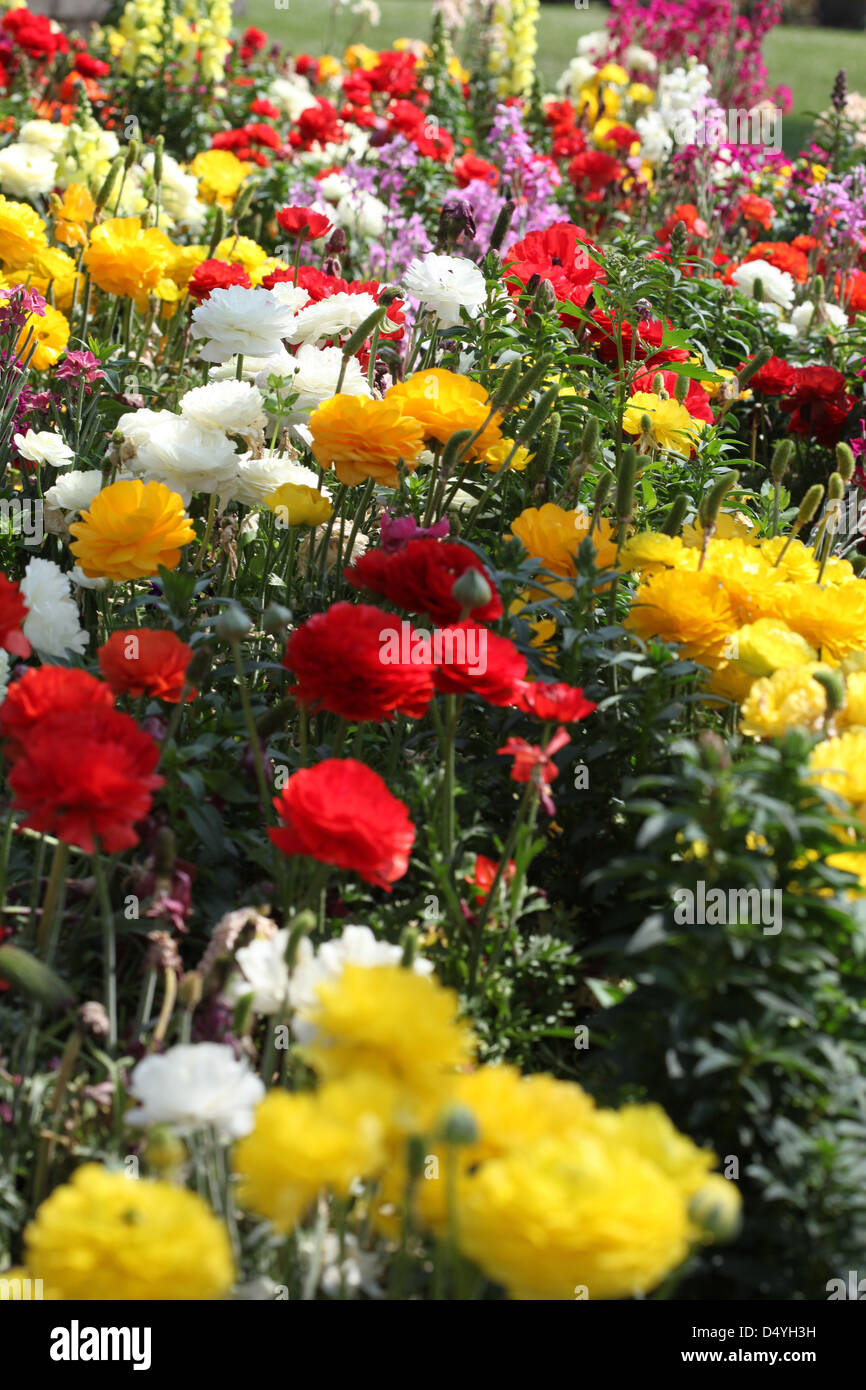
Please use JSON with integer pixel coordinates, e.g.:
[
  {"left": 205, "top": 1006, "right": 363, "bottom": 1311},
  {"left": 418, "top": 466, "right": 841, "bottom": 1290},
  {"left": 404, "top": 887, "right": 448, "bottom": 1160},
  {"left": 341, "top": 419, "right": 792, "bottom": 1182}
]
[
  {"left": 16, "top": 304, "right": 69, "bottom": 371},
  {"left": 69, "top": 478, "right": 196, "bottom": 581},
  {"left": 511, "top": 502, "right": 618, "bottom": 577},
  {"left": 24, "top": 1163, "right": 234, "bottom": 1301},
  {"left": 386, "top": 369, "right": 503, "bottom": 458},
  {"left": 190, "top": 149, "right": 253, "bottom": 207},
  {"left": 623, "top": 392, "right": 705, "bottom": 454},
  {"left": 730, "top": 618, "right": 817, "bottom": 678},
  {"left": 266, "top": 481, "right": 333, "bottom": 527},
  {"left": 309, "top": 394, "right": 426, "bottom": 488},
  {"left": 83, "top": 218, "right": 173, "bottom": 310},
  {"left": 0, "top": 195, "right": 48, "bottom": 270},
  {"left": 740, "top": 663, "right": 831, "bottom": 738}
]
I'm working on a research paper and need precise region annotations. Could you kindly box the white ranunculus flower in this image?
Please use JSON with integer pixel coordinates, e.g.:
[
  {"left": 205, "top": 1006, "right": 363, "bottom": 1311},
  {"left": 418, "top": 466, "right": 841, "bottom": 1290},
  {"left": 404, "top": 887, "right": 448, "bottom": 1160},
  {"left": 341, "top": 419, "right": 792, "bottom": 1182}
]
[
  {"left": 289, "top": 925, "right": 433, "bottom": 1044},
  {"left": 333, "top": 189, "right": 388, "bottom": 240},
  {"left": 18, "top": 119, "right": 68, "bottom": 154},
  {"left": 287, "top": 292, "right": 379, "bottom": 346},
  {"left": 265, "top": 343, "right": 371, "bottom": 421},
  {"left": 268, "top": 282, "right": 311, "bottom": 315},
  {"left": 140, "top": 149, "right": 206, "bottom": 232},
  {"left": 13, "top": 429, "right": 75, "bottom": 468},
  {"left": 126, "top": 1043, "right": 265, "bottom": 1140},
  {"left": 208, "top": 345, "right": 296, "bottom": 383},
  {"left": 317, "top": 171, "right": 354, "bottom": 203},
  {"left": 557, "top": 55, "right": 599, "bottom": 97},
  {"left": 577, "top": 29, "right": 611, "bottom": 60},
  {"left": 179, "top": 379, "right": 267, "bottom": 442},
  {"left": 226, "top": 928, "right": 292, "bottom": 1015},
  {"left": 402, "top": 252, "right": 487, "bottom": 328},
  {"left": 44, "top": 469, "right": 103, "bottom": 517},
  {"left": 267, "top": 73, "right": 319, "bottom": 121},
  {"left": 229, "top": 453, "right": 322, "bottom": 507},
  {"left": 636, "top": 110, "right": 674, "bottom": 164},
  {"left": 20, "top": 558, "right": 87, "bottom": 658},
  {"left": 0, "top": 142, "right": 57, "bottom": 199},
  {"left": 790, "top": 300, "right": 848, "bottom": 335},
  {"left": 623, "top": 43, "right": 658, "bottom": 73},
  {"left": 191, "top": 285, "right": 298, "bottom": 364},
  {"left": 116, "top": 407, "right": 164, "bottom": 454},
  {"left": 730, "top": 259, "right": 795, "bottom": 312},
  {"left": 126, "top": 413, "right": 241, "bottom": 504},
  {"left": 69, "top": 565, "right": 109, "bottom": 591}
]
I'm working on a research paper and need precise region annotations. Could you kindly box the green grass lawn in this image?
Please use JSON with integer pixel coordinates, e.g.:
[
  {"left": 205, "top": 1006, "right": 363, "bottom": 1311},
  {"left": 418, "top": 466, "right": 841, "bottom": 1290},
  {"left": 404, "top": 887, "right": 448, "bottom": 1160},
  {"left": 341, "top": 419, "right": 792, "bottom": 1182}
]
[{"left": 245, "top": 0, "right": 863, "bottom": 153}]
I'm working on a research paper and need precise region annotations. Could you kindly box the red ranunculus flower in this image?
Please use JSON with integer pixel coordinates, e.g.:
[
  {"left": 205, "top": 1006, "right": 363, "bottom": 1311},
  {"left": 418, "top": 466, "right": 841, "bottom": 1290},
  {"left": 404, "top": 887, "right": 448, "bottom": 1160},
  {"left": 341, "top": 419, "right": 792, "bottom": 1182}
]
[
  {"left": 269, "top": 757, "right": 415, "bottom": 890},
  {"left": 468, "top": 852, "right": 516, "bottom": 898},
  {"left": 242, "top": 26, "right": 268, "bottom": 53},
  {"left": 503, "top": 221, "right": 605, "bottom": 326},
  {"left": 0, "top": 573, "right": 30, "bottom": 658},
  {"left": 8, "top": 706, "right": 163, "bottom": 853},
  {"left": 513, "top": 680, "right": 597, "bottom": 723},
  {"left": 589, "top": 308, "right": 667, "bottom": 365},
  {"left": 188, "top": 259, "right": 252, "bottom": 303},
  {"left": 746, "top": 354, "right": 796, "bottom": 396},
  {"left": 738, "top": 193, "right": 774, "bottom": 231},
  {"left": 98, "top": 629, "right": 195, "bottom": 703},
  {"left": 284, "top": 601, "right": 434, "bottom": 722},
  {"left": 275, "top": 205, "right": 333, "bottom": 241},
  {"left": 0, "top": 666, "right": 114, "bottom": 759},
  {"left": 250, "top": 97, "right": 281, "bottom": 119},
  {"left": 432, "top": 622, "right": 526, "bottom": 705},
  {"left": 567, "top": 150, "right": 622, "bottom": 192},
  {"left": 345, "top": 539, "right": 502, "bottom": 625},
  {"left": 454, "top": 152, "right": 499, "bottom": 188},
  {"left": 780, "top": 366, "right": 855, "bottom": 448},
  {"left": 74, "top": 53, "right": 110, "bottom": 78}
]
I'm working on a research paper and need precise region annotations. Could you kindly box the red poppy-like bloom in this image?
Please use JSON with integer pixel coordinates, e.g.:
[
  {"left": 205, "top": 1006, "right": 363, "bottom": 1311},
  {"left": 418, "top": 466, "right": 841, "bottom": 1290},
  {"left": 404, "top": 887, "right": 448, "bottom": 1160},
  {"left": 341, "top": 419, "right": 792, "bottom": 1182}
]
[
  {"left": 8, "top": 706, "right": 163, "bottom": 853},
  {"left": 741, "top": 240, "right": 809, "bottom": 283},
  {"left": 269, "top": 758, "right": 415, "bottom": 890},
  {"left": 188, "top": 259, "right": 252, "bottom": 303},
  {"left": 567, "top": 150, "right": 622, "bottom": 192},
  {"left": 738, "top": 194, "right": 774, "bottom": 231},
  {"left": 468, "top": 852, "right": 517, "bottom": 897},
  {"left": 781, "top": 365, "right": 855, "bottom": 448},
  {"left": 746, "top": 354, "right": 796, "bottom": 396},
  {"left": 0, "top": 573, "right": 30, "bottom": 658},
  {"left": 630, "top": 368, "right": 715, "bottom": 424},
  {"left": 432, "top": 622, "right": 526, "bottom": 705},
  {"left": 284, "top": 601, "right": 434, "bottom": 722},
  {"left": 454, "top": 153, "right": 499, "bottom": 188},
  {"left": 0, "top": 666, "right": 114, "bottom": 758},
  {"left": 656, "top": 204, "right": 709, "bottom": 243},
  {"left": 345, "top": 539, "right": 502, "bottom": 625},
  {"left": 275, "top": 205, "right": 334, "bottom": 241},
  {"left": 503, "top": 221, "right": 605, "bottom": 325},
  {"left": 98, "top": 629, "right": 195, "bottom": 703},
  {"left": 498, "top": 726, "right": 570, "bottom": 815},
  {"left": 513, "top": 680, "right": 597, "bottom": 723},
  {"left": 588, "top": 308, "right": 670, "bottom": 366}
]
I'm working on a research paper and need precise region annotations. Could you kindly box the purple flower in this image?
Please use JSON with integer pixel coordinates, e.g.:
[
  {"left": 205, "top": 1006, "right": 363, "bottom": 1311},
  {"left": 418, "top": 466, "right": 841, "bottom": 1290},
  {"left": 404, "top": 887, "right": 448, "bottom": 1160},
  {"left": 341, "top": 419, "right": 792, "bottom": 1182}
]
[
  {"left": 55, "top": 348, "right": 106, "bottom": 387},
  {"left": 380, "top": 510, "right": 451, "bottom": 552},
  {"left": 0, "top": 284, "right": 46, "bottom": 333}
]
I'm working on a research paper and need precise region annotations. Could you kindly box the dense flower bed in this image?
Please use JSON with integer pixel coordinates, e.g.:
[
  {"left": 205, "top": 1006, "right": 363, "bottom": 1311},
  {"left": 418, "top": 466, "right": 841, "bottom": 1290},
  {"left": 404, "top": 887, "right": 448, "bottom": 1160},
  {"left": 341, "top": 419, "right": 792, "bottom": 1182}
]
[{"left": 0, "top": 0, "right": 865, "bottom": 1302}]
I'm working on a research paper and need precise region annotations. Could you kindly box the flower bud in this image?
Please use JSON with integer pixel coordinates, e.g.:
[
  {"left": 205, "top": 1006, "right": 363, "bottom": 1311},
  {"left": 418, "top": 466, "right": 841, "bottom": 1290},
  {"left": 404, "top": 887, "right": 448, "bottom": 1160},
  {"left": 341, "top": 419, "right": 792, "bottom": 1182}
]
[
  {"left": 451, "top": 567, "right": 492, "bottom": 615},
  {"left": 262, "top": 603, "right": 292, "bottom": 637},
  {"left": 796, "top": 484, "right": 824, "bottom": 527},
  {"left": 215, "top": 604, "right": 252, "bottom": 642},
  {"left": 689, "top": 1176, "right": 742, "bottom": 1242},
  {"left": 770, "top": 438, "right": 794, "bottom": 481},
  {"left": 438, "top": 1103, "right": 480, "bottom": 1147},
  {"left": 836, "top": 442, "right": 855, "bottom": 483},
  {"left": 178, "top": 971, "right": 203, "bottom": 1011},
  {"left": 813, "top": 668, "right": 846, "bottom": 714}
]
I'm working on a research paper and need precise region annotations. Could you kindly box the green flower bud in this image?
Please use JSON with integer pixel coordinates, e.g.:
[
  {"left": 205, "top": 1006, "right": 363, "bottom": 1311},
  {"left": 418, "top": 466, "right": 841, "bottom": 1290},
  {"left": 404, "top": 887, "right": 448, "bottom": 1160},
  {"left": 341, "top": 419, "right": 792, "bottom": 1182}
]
[{"left": 215, "top": 604, "right": 252, "bottom": 642}]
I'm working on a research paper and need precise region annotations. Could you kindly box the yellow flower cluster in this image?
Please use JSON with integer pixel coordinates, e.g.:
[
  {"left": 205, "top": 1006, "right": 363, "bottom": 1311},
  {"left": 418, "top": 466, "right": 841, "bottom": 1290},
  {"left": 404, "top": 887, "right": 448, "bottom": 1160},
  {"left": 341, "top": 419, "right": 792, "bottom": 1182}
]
[
  {"left": 233, "top": 962, "right": 738, "bottom": 1300},
  {"left": 309, "top": 368, "right": 503, "bottom": 488},
  {"left": 24, "top": 1163, "right": 234, "bottom": 1300},
  {"left": 110, "top": 0, "right": 231, "bottom": 85},
  {"left": 489, "top": 0, "right": 539, "bottom": 98}
]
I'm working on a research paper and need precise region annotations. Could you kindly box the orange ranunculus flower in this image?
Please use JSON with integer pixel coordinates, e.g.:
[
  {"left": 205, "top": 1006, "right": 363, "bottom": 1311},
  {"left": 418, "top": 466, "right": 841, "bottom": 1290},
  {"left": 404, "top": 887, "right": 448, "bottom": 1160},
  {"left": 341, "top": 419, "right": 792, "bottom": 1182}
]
[
  {"left": 16, "top": 304, "right": 69, "bottom": 371},
  {"left": 98, "top": 629, "right": 196, "bottom": 702},
  {"left": 511, "top": 503, "right": 619, "bottom": 578},
  {"left": 309, "top": 394, "right": 426, "bottom": 488},
  {"left": 83, "top": 218, "right": 173, "bottom": 310},
  {"left": 385, "top": 369, "right": 502, "bottom": 457},
  {"left": 69, "top": 479, "right": 196, "bottom": 581},
  {"left": 53, "top": 183, "right": 96, "bottom": 247}
]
